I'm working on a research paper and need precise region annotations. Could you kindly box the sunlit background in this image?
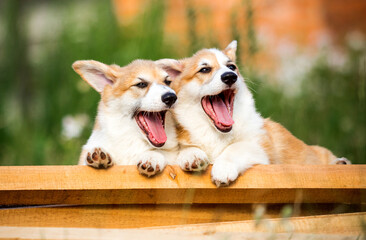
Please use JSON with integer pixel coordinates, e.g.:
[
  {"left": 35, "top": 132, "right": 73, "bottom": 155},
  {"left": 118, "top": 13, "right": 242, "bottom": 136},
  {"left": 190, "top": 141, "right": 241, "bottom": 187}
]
[{"left": 0, "top": 0, "right": 365, "bottom": 165}]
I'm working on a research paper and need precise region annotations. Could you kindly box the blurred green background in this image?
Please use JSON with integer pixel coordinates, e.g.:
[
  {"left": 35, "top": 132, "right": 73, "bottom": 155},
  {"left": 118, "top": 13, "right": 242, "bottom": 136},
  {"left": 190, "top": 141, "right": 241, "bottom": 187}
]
[{"left": 0, "top": 0, "right": 365, "bottom": 165}]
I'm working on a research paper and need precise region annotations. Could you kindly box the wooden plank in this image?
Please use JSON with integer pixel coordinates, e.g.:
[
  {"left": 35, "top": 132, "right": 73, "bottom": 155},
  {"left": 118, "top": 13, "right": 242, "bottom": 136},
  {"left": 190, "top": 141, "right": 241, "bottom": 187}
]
[
  {"left": 0, "top": 204, "right": 255, "bottom": 229},
  {"left": 0, "top": 204, "right": 361, "bottom": 229},
  {"left": 0, "top": 165, "right": 365, "bottom": 205},
  {"left": 1, "top": 165, "right": 365, "bottom": 190},
  {"left": 0, "top": 227, "right": 361, "bottom": 240},
  {"left": 150, "top": 212, "right": 366, "bottom": 235}
]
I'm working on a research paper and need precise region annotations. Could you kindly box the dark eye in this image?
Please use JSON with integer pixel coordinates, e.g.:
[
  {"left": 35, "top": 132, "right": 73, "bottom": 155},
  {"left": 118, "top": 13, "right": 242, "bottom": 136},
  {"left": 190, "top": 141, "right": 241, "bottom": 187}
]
[
  {"left": 135, "top": 82, "right": 148, "bottom": 88},
  {"left": 227, "top": 64, "right": 236, "bottom": 71},
  {"left": 164, "top": 79, "right": 172, "bottom": 86},
  {"left": 199, "top": 67, "right": 212, "bottom": 74}
]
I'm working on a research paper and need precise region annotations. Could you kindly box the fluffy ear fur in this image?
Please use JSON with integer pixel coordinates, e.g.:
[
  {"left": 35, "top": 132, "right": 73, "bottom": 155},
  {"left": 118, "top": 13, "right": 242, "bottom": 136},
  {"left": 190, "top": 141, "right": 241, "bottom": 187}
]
[
  {"left": 155, "top": 58, "right": 184, "bottom": 79},
  {"left": 72, "top": 60, "right": 118, "bottom": 93},
  {"left": 223, "top": 40, "right": 237, "bottom": 61}
]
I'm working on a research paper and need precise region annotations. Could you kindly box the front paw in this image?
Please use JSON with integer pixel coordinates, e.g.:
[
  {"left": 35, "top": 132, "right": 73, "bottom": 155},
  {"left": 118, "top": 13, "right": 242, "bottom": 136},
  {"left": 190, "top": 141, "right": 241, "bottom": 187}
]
[
  {"left": 177, "top": 147, "right": 210, "bottom": 172},
  {"left": 137, "top": 152, "right": 166, "bottom": 177},
  {"left": 85, "top": 147, "right": 113, "bottom": 169},
  {"left": 211, "top": 161, "right": 239, "bottom": 187}
]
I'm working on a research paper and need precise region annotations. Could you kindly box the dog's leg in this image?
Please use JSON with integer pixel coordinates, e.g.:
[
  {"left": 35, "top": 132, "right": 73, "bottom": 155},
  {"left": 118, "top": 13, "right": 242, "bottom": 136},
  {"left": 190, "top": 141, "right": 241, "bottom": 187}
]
[
  {"left": 81, "top": 147, "right": 114, "bottom": 169},
  {"left": 79, "top": 131, "right": 114, "bottom": 169},
  {"left": 330, "top": 157, "right": 352, "bottom": 165},
  {"left": 177, "top": 146, "right": 210, "bottom": 172},
  {"left": 136, "top": 151, "right": 167, "bottom": 177},
  {"left": 263, "top": 119, "right": 351, "bottom": 164},
  {"left": 310, "top": 145, "right": 351, "bottom": 165},
  {"left": 211, "top": 141, "right": 269, "bottom": 187}
]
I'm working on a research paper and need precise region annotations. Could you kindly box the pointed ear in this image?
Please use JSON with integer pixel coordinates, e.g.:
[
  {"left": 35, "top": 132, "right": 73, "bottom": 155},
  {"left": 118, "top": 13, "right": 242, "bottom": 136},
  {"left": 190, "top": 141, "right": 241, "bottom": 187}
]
[
  {"left": 155, "top": 58, "right": 184, "bottom": 79},
  {"left": 223, "top": 40, "right": 237, "bottom": 61},
  {"left": 72, "top": 60, "right": 118, "bottom": 93}
]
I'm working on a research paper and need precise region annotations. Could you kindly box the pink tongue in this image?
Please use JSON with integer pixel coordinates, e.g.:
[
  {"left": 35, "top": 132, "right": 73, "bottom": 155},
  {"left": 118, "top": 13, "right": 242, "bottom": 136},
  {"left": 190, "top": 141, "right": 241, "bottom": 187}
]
[
  {"left": 144, "top": 113, "right": 167, "bottom": 144},
  {"left": 211, "top": 96, "right": 234, "bottom": 126}
]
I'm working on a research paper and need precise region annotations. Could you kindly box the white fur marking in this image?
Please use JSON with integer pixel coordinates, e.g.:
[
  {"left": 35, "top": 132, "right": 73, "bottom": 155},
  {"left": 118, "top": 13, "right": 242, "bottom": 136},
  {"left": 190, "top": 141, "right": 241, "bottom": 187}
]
[
  {"left": 174, "top": 48, "right": 269, "bottom": 187},
  {"left": 198, "top": 59, "right": 211, "bottom": 67},
  {"left": 209, "top": 49, "right": 230, "bottom": 68},
  {"left": 140, "top": 83, "right": 176, "bottom": 112},
  {"left": 227, "top": 40, "right": 237, "bottom": 50},
  {"left": 177, "top": 147, "right": 209, "bottom": 172}
]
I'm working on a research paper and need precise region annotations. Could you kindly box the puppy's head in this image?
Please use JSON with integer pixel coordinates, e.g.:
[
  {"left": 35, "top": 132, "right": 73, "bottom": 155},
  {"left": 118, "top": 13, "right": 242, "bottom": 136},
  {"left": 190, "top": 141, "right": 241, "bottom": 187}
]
[
  {"left": 72, "top": 59, "right": 176, "bottom": 147},
  {"left": 157, "top": 41, "right": 239, "bottom": 133}
]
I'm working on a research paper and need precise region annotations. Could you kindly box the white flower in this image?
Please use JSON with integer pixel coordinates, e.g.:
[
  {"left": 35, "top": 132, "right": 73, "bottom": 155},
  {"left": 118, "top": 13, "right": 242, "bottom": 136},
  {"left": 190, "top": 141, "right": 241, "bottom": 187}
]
[
  {"left": 275, "top": 40, "right": 316, "bottom": 97},
  {"left": 327, "top": 48, "right": 346, "bottom": 69},
  {"left": 346, "top": 31, "right": 366, "bottom": 51},
  {"left": 61, "top": 114, "right": 89, "bottom": 139}
]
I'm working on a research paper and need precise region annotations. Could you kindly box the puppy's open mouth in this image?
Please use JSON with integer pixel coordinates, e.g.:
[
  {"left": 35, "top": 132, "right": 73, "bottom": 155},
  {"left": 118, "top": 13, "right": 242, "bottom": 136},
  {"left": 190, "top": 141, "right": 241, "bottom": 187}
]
[
  {"left": 201, "top": 89, "right": 235, "bottom": 133},
  {"left": 135, "top": 111, "right": 167, "bottom": 147}
]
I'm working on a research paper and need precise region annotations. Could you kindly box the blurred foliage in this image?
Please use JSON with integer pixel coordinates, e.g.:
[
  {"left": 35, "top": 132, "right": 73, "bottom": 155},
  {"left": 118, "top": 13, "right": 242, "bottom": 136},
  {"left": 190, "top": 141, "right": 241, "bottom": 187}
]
[
  {"left": 0, "top": 0, "right": 364, "bottom": 165},
  {"left": 0, "top": 0, "right": 171, "bottom": 165},
  {"left": 248, "top": 45, "right": 366, "bottom": 163}
]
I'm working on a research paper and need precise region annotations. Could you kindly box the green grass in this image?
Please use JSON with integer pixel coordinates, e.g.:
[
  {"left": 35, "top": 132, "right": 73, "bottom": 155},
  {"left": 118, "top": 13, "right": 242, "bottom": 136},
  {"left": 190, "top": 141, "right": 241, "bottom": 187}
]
[{"left": 0, "top": 0, "right": 364, "bottom": 165}]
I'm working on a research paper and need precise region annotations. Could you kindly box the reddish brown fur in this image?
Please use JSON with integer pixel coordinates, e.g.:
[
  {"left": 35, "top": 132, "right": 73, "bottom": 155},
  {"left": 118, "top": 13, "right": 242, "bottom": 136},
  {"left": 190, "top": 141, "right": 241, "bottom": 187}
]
[
  {"left": 170, "top": 50, "right": 238, "bottom": 94},
  {"left": 102, "top": 60, "right": 166, "bottom": 104},
  {"left": 262, "top": 118, "right": 337, "bottom": 164},
  {"left": 160, "top": 47, "right": 342, "bottom": 165},
  {"left": 74, "top": 59, "right": 170, "bottom": 166},
  {"left": 73, "top": 60, "right": 169, "bottom": 105},
  {"left": 166, "top": 50, "right": 235, "bottom": 147},
  {"left": 175, "top": 122, "right": 192, "bottom": 145}
]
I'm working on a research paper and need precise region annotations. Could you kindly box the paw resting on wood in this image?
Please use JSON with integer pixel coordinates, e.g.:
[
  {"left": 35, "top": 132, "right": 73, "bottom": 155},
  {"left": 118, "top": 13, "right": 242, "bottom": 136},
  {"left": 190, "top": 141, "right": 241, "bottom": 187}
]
[
  {"left": 177, "top": 147, "right": 209, "bottom": 172},
  {"left": 137, "top": 161, "right": 162, "bottom": 177},
  {"left": 86, "top": 148, "right": 113, "bottom": 169},
  {"left": 137, "top": 152, "right": 166, "bottom": 177},
  {"left": 211, "top": 161, "right": 239, "bottom": 187}
]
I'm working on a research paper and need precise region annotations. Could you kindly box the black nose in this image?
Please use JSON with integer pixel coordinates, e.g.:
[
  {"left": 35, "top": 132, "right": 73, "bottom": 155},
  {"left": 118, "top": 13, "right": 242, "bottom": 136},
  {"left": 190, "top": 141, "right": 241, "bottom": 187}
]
[
  {"left": 221, "top": 72, "right": 237, "bottom": 86},
  {"left": 161, "top": 92, "right": 177, "bottom": 107}
]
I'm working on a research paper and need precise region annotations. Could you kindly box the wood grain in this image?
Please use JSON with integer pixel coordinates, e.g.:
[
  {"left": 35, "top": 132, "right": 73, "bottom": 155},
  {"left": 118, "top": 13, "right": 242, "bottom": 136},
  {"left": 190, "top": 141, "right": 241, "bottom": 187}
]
[
  {"left": 0, "top": 165, "right": 365, "bottom": 205},
  {"left": 150, "top": 212, "right": 366, "bottom": 235},
  {"left": 0, "top": 204, "right": 360, "bottom": 229},
  {"left": 0, "top": 226, "right": 361, "bottom": 240}
]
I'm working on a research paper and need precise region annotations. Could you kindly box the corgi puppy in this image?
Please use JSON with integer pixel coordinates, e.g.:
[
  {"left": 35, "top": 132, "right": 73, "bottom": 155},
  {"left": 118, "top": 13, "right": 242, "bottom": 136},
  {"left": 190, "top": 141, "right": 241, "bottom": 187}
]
[
  {"left": 156, "top": 41, "right": 350, "bottom": 186},
  {"left": 72, "top": 60, "right": 178, "bottom": 177}
]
